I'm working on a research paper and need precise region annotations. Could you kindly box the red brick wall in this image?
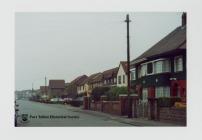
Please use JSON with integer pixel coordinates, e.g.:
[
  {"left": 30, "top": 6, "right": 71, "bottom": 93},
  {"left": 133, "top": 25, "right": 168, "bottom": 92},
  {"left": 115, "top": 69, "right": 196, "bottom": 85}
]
[
  {"left": 102, "top": 101, "right": 121, "bottom": 115},
  {"left": 159, "top": 107, "right": 186, "bottom": 125},
  {"left": 91, "top": 102, "right": 101, "bottom": 111}
]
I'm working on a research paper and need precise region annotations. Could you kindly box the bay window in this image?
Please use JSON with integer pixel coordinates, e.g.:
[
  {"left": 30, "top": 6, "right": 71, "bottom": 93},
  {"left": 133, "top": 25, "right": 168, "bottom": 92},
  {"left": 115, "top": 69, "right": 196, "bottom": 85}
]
[
  {"left": 154, "top": 59, "right": 170, "bottom": 74},
  {"left": 131, "top": 68, "right": 136, "bottom": 80},
  {"left": 141, "top": 64, "right": 147, "bottom": 77},
  {"left": 155, "top": 86, "right": 170, "bottom": 98},
  {"left": 174, "top": 56, "right": 183, "bottom": 72}
]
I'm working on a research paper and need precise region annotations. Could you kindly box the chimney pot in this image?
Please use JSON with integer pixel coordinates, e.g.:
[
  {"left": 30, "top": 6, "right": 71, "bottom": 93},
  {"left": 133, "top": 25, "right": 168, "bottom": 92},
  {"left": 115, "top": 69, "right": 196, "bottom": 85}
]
[{"left": 182, "top": 12, "right": 186, "bottom": 26}]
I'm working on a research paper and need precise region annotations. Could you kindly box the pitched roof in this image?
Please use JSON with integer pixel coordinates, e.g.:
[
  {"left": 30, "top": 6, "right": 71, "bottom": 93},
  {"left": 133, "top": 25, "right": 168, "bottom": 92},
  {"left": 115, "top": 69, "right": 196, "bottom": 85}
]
[
  {"left": 102, "top": 67, "right": 118, "bottom": 79},
  {"left": 90, "top": 73, "right": 103, "bottom": 83},
  {"left": 119, "top": 61, "right": 128, "bottom": 74},
  {"left": 78, "top": 73, "right": 98, "bottom": 85},
  {"left": 49, "top": 80, "right": 65, "bottom": 89},
  {"left": 70, "top": 75, "right": 88, "bottom": 86},
  {"left": 131, "top": 25, "right": 186, "bottom": 65}
]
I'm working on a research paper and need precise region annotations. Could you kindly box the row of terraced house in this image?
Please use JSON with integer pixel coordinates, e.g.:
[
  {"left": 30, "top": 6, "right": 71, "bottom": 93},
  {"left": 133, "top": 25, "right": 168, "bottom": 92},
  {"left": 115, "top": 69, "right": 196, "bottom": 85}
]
[
  {"left": 40, "top": 13, "right": 186, "bottom": 105},
  {"left": 70, "top": 13, "right": 186, "bottom": 103}
]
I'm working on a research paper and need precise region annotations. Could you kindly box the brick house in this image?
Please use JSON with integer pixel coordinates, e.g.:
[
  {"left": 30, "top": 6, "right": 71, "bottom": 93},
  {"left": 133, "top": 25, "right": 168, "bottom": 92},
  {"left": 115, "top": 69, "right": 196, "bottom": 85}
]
[
  {"left": 48, "top": 80, "right": 65, "bottom": 98},
  {"left": 88, "top": 73, "right": 103, "bottom": 90},
  {"left": 117, "top": 61, "right": 128, "bottom": 87},
  {"left": 40, "top": 86, "right": 48, "bottom": 95},
  {"left": 79, "top": 73, "right": 102, "bottom": 96},
  {"left": 130, "top": 13, "right": 186, "bottom": 102},
  {"left": 102, "top": 67, "right": 118, "bottom": 87},
  {"left": 66, "top": 75, "right": 88, "bottom": 98}
]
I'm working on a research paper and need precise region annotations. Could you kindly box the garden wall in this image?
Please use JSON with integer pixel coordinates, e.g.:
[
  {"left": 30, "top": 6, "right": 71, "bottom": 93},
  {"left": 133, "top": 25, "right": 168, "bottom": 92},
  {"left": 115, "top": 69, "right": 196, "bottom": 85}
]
[
  {"left": 102, "top": 101, "right": 121, "bottom": 115},
  {"left": 159, "top": 107, "right": 186, "bottom": 125},
  {"left": 91, "top": 101, "right": 101, "bottom": 111},
  {"left": 90, "top": 101, "right": 121, "bottom": 116}
]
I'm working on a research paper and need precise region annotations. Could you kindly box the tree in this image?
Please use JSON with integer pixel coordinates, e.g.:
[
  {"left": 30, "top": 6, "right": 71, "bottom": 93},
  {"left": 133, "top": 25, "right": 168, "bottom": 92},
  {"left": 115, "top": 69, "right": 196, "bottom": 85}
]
[{"left": 106, "top": 87, "right": 128, "bottom": 101}]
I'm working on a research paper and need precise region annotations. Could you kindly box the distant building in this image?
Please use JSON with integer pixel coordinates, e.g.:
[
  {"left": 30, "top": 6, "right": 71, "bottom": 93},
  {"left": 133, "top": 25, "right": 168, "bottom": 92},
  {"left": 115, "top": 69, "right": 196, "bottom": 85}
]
[
  {"left": 130, "top": 13, "right": 186, "bottom": 102},
  {"left": 66, "top": 75, "right": 88, "bottom": 98},
  {"left": 40, "top": 86, "right": 48, "bottom": 95},
  {"left": 102, "top": 67, "right": 118, "bottom": 87},
  {"left": 48, "top": 80, "right": 65, "bottom": 98},
  {"left": 117, "top": 61, "right": 128, "bottom": 87},
  {"left": 89, "top": 73, "right": 103, "bottom": 90},
  {"left": 80, "top": 73, "right": 102, "bottom": 96}
]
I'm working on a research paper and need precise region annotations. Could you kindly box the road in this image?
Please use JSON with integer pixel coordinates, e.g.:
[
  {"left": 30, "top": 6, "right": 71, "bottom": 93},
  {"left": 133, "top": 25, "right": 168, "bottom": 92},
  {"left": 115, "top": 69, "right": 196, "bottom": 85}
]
[{"left": 16, "top": 100, "right": 132, "bottom": 127}]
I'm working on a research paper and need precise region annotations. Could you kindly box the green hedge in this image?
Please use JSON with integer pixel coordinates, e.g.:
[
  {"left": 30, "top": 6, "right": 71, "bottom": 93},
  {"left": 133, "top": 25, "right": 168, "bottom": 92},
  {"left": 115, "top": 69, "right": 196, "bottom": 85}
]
[
  {"left": 106, "top": 87, "right": 128, "bottom": 101},
  {"left": 91, "top": 87, "right": 110, "bottom": 101},
  {"left": 158, "top": 97, "right": 181, "bottom": 107}
]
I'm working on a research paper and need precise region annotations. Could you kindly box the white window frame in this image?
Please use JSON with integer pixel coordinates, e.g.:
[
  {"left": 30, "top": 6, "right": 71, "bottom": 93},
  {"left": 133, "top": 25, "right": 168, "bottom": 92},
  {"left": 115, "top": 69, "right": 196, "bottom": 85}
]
[
  {"left": 130, "top": 68, "right": 136, "bottom": 80},
  {"left": 174, "top": 55, "right": 183, "bottom": 72},
  {"left": 155, "top": 86, "right": 170, "bottom": 98},
  {"left": 139, "top": 58, "right": 170, "bottom": 76},
  {"left": 123, "top": 75, "right": 125, "bottom": 83}
]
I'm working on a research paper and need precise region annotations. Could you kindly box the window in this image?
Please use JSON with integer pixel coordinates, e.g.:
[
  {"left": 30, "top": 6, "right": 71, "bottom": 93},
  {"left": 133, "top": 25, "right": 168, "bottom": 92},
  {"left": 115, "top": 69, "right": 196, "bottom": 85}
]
[
  {"left": 114, "top": 78, "right": 117, "bottom": 83},
  {"left": 154, "top": 59, "right": 170, "bottom": 74},
  {"left": 123, "top": 75, "right": 125, "bottom": 83},
  {"left": 118, "top": 76, "right": 121, "bottom": 84},
  {"left": 141, "top": 64, "right": 147, "bottom": 77},
  {"left": 147, "top": 63, "right": 153, "bottom": 74},
  {"left": 174, "top": 56, "right": 183, "bottom": 72},
  {"left": 154, "top": 61, "right": 163, "bottom": 74},
  {"left": 138, "top": 66, "right": 141, "bottom": 78},
  {"left": 163, "top": 59, "right": 170, "bottom": 72},
  {"left": 104, "top": 80, "right": 107, "bottom": 84},
  {"left": 131, "top": 69, "right": 136, "bottom": 80},
  {"left": 155, "top": 86, "right": 170, "bottom": 98}
]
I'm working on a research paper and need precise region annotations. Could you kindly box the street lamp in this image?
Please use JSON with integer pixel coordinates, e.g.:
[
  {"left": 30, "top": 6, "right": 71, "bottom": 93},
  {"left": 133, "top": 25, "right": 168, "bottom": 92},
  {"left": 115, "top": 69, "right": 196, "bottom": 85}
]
[{"left": 125, "top": 14, "right": 132, "bottom": 118}]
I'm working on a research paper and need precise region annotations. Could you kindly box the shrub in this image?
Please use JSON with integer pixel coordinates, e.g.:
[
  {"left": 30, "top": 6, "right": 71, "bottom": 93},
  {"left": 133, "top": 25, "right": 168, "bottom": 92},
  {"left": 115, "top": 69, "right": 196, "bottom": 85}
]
[
  {"left": 106, "top": 87, "right": 128, "bottom": 101},
  {"left": 158, "top": 97, "right": 181, "bottom": 107},
  {"left": 91, "top": 87, "right": 110, "bottom": 101}
]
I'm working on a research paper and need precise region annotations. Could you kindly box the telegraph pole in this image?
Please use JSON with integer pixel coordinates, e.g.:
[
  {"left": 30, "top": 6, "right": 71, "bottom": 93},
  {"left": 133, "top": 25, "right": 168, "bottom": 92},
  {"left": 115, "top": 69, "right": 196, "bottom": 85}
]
[
  {"left": 32, "top": 83, "right": 33, "bottom": 95},
  {"left": 125, "top": 14, "right": 132, "bottom": 118},
  {"left": 45, "top": 76, "right": 47, "bottom": 95}
]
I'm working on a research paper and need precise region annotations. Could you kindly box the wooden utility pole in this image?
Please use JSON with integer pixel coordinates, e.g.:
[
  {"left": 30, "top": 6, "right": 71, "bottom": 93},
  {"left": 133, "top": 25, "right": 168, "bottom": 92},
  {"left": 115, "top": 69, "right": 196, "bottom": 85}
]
[
  {"left": 125, "top": 14, "right": 132, "bottom": 118},
  {"left": 45, "top": 76, "right": 47, "bottom": 95},
  {"left": 32, "top": 83, "right": 33, "bottom": 95}
]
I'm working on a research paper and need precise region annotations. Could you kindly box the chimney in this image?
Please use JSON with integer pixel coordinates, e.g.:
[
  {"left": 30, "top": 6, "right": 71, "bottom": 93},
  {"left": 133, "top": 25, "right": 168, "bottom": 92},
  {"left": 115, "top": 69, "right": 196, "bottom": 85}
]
[{"left": 182, "top": 12, "right": 186, "bottom": 26}]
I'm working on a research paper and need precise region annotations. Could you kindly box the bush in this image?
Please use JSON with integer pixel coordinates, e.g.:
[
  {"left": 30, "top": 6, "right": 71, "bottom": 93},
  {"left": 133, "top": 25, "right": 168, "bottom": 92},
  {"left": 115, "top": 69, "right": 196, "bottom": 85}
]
[
  {"left": 158, "top": 97, "right": 181, "bottom": 107},
  {"left": 91, "top": 87, "right": 110, "bottom": 101},
  {"left": 106, "top": 87, "right": 128, "bottom": 101}
]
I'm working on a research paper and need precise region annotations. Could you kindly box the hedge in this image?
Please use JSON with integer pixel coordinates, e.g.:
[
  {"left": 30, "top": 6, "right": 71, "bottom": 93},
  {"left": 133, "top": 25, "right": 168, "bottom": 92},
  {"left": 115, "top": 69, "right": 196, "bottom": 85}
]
[
  {"left": 91, "top": 87, "right": 110, "bottom": 101},
  {"left": 158, "top": 97, "right": 181, "bottom": 107}
]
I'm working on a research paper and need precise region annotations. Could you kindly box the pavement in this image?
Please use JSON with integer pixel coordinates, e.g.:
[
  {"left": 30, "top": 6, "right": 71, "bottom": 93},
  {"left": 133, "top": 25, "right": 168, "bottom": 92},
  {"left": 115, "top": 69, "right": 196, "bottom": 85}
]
[
  {"left": 66, "top": 105, "right": 185, "bottom": 127},
  {"left": 16, "top": 100, "right": 184, "bottom": 127}
]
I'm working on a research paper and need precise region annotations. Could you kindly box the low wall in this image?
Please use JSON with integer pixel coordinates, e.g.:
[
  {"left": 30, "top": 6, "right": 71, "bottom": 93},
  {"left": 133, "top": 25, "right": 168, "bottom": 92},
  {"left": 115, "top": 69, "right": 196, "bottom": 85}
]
[
  {"left": 102, "top": 101, "right": 121, "bottom": 115},
  {"left": 159, "top": 107, "right": 186, "bottom": 125},
  {"left": 90, "top": 101, "right": 121, "bottom": 116},
  {"left": 91, "top": 102, "right": 101, "bottom": 111}
]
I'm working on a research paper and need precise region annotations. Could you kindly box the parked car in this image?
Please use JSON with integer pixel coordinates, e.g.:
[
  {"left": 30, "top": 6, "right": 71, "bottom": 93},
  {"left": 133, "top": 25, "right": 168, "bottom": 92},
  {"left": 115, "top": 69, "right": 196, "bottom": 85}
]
[
  {"left": 50, "top": 98, "right": 65, "bottom": 104},
  {"left": 63, "top": 98, "right": 72, "bottom": 104},
  {"left": 69, "top": 97, "right": 83, "bottom": 107}
]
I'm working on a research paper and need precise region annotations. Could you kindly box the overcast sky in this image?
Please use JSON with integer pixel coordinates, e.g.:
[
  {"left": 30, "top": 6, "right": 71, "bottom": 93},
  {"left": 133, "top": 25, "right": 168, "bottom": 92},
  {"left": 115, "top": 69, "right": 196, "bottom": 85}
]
[{"left": 15, "top": 12, "right": 182, "bottom": 90}]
